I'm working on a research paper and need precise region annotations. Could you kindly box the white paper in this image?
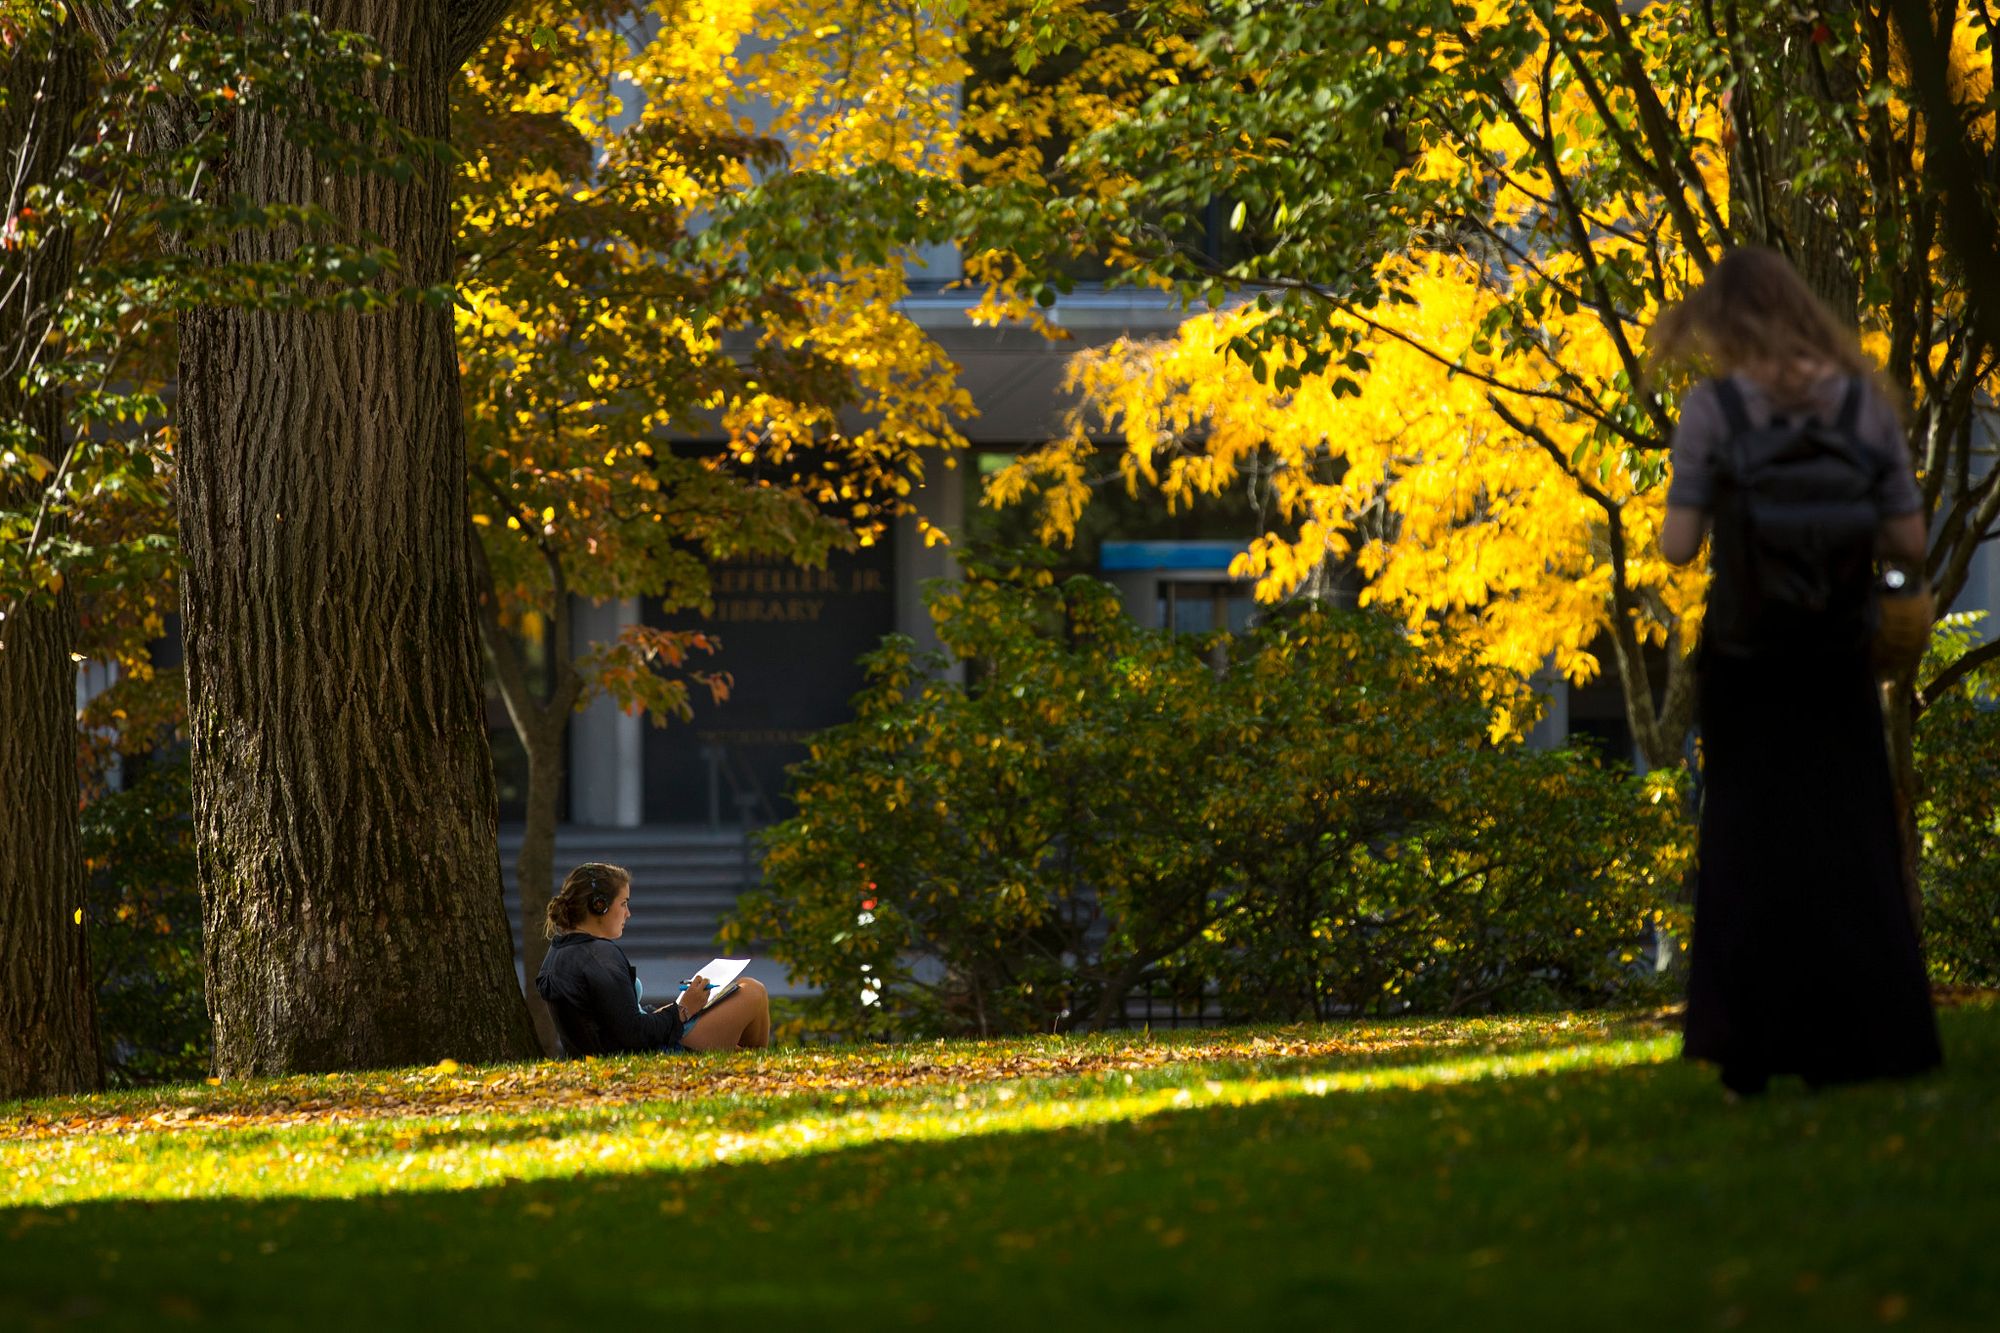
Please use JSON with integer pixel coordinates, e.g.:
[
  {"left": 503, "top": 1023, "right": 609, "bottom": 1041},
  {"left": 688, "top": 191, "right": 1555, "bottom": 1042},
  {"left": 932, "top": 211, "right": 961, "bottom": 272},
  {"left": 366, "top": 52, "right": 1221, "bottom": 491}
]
[{"left": 689, "top": 957, "right": 751, "bottom": 1011}]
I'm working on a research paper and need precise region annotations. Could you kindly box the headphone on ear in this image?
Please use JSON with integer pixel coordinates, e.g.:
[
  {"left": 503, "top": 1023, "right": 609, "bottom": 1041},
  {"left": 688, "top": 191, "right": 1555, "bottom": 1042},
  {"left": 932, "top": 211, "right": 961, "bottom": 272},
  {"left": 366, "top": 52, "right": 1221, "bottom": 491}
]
[{"left": 584, "top": 869, "right": 612, "bottom": 917}]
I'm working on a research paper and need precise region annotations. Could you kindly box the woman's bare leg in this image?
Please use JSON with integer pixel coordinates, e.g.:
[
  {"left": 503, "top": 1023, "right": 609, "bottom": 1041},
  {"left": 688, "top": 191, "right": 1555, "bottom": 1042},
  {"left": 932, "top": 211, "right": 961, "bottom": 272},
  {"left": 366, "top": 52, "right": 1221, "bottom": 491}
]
[{"left": 680, "top": 977, "right": 771, "bottom": 1051}]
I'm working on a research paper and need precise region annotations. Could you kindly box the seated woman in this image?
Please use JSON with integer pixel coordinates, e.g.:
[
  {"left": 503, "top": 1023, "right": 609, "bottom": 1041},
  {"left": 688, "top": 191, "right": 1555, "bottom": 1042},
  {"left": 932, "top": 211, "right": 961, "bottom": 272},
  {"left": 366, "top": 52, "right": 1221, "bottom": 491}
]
[{"left": 534, "top": 862, "right": 771, "bottom": 1056}]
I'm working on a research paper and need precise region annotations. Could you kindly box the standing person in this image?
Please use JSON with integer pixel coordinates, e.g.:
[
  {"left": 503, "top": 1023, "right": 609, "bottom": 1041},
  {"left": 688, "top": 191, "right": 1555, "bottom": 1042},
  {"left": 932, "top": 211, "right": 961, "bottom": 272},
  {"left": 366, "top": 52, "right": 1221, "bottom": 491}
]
[
  {"left": 1653, "top": 245, "right": 1942, "bottom": 1098},
  {"left": 536, "top": 862, "right": 772, "bottom": 1056}
]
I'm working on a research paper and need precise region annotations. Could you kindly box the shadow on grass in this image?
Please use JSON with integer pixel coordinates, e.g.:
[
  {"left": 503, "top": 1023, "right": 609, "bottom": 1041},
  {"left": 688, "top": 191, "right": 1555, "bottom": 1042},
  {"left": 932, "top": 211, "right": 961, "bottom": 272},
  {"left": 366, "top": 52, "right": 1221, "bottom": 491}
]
[{"left": 2, "top": 1007, "right": 1995, "bottom": 1333}]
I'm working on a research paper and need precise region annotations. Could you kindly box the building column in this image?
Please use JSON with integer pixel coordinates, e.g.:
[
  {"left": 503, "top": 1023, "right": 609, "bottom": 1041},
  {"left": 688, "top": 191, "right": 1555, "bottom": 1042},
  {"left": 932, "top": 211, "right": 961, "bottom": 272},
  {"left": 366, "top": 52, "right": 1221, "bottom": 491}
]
[
  {"left": 894, "top": 450, "right": 966, "bottom": 679},
  {"left": 1525, "top": 662, "right": 1571, "bottom": 752},
  {"left": 568, "top": 597, "right": 644, "bottom": 827},
  {"left": 77, "top": 660, "right": 120, "bottom": 792},
  {"left": 1953, "top": 524, "right": 2000, "bottom": 647}
]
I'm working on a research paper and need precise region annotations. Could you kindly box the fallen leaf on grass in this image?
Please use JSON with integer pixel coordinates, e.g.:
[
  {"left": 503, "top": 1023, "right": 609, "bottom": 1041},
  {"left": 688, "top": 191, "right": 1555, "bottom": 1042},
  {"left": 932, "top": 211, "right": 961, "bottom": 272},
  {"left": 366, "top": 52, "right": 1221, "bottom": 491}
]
[{"left": 1, "top": 1015, "right": 1644, "bottom": 1147}]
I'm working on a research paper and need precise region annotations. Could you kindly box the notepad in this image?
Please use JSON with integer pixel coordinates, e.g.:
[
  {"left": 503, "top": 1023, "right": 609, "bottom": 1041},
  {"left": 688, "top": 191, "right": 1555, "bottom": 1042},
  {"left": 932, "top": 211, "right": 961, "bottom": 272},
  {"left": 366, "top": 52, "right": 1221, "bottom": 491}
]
[{"left": 682, "top": 957, "right": 751, "bottom": 1012}]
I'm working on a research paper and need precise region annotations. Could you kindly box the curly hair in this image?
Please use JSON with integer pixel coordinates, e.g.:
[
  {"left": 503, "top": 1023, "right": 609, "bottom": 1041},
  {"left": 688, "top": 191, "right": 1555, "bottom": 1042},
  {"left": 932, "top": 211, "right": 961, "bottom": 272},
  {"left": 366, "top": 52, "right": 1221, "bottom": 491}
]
[{"left": 545, "top": 862, "right": 631, "bottom": 940}]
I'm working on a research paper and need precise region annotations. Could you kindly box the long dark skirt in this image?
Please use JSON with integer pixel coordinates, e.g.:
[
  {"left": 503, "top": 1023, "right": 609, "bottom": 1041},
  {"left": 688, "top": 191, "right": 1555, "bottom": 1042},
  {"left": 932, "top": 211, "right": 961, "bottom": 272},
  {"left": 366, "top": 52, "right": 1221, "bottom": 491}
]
[{"left": 1683, "top": 646, "right": 1942, "bottom": 1089}]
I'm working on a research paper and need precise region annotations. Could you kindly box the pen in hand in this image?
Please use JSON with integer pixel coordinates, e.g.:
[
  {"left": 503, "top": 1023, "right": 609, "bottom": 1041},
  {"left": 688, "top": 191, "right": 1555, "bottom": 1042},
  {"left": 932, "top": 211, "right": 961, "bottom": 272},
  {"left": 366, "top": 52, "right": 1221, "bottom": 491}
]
[{"left": 676, "top": 975, "right": 712, "bottom": 1020}]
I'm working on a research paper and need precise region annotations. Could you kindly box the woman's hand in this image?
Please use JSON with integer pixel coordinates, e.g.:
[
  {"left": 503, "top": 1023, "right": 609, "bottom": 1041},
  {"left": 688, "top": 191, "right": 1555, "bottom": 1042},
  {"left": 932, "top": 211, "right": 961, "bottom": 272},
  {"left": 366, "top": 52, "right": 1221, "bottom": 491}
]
[
  {"left": 1661, "top": 504, "right": 1708, "bottom": 566},
  {"left": 678, "top": 977, "right": 713, "bottom": 1022}
]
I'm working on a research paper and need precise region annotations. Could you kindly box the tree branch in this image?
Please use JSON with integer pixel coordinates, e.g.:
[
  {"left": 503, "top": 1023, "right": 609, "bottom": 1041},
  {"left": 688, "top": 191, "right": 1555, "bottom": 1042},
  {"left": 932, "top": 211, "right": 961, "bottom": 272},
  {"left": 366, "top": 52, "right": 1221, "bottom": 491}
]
[
  {"left": 1426, "top": 98, "right": 1658, "bottom": 247},
  {"left": 1918, "top": 635, "right": 2000, "bottom": 717},
  {"left": 1489, "top": 392, "right": 1672, "bottom": 763},
  {"left": 1930, "top": 460, "right": 2000, "bottom": 616},
  {"left": 1528, "top": 44, "right": 1668, "bottom": 438},
  {"left": 1564, "top": 5, "right": 1722, "bottom": 265},
  {"left": 1886, "top": 0, "right": 2000, "bottom": 364},
  {"left": 1658, "top": 630, "right": 1699, "bottom": 755},
  {"left": 448, "top": 0, "right": 524, "bottom": 72},
  {"left": 1466, "top": 25, "right": 1671, "bottom": 443},
  {"left": 1705, "top": 0, "right": 1778, "bottom": 245},
  {"left": 1199, "top": 260, "right": 1658, "bottom": 450},
  {"left": 1487, "top": 394, "right": 1621, "bottom": 515}
]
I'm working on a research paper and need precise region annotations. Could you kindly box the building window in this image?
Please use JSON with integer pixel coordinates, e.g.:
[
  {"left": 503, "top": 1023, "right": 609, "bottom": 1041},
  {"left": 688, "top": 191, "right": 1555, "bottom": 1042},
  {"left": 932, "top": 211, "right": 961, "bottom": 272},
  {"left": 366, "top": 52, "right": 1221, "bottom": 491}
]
[{"left": 1159, "top": 578, "right": 1256, "bottom": 635}]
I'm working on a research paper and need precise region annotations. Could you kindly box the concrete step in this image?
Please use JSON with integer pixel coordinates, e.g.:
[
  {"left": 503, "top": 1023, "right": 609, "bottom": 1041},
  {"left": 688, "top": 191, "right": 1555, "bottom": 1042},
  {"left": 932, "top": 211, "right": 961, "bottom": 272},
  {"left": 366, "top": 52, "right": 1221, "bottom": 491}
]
[
  {"left": 497, "top": 822, "right": 768, "bottom": 963},
  {"left": 497, "top": 839, "right": 757, "bottom": 859},
  {"left": 498, "top": 859, "right": 759, "bottom": 879},
  {"left": 497, "top": 827, "right": 754, "bottom": 851}
]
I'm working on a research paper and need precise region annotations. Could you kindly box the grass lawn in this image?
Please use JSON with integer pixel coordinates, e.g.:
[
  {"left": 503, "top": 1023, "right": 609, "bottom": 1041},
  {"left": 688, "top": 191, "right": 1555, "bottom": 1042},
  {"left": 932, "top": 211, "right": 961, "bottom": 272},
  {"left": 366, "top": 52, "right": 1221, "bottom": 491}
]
[{"left": 3, "top": 1002, "right": 1995, "bottom": 1331}]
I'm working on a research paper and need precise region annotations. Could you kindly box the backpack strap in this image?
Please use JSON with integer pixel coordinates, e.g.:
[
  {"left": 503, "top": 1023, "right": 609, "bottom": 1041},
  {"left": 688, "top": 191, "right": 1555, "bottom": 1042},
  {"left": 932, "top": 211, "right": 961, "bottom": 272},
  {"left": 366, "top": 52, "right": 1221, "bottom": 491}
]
[
  {"left": 1710, "top": 376, "right": 1753, "bottom": 435},
  {"left": 1834, "top": 375, "right": 1865, "bottom": 432}
]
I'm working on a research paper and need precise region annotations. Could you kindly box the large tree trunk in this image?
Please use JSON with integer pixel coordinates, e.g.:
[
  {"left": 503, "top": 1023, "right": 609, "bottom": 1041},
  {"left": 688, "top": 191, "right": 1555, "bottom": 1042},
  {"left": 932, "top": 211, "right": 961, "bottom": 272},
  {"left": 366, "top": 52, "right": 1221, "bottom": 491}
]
[
  {"left": 1883, "top": 0, "right": 2000, "bottom": 938},
  {"left": 0, "top": 23, "right": 101, "bottom": 1100},
  {"left": 177, "top": 1, "right": 536, "bottom": 1075}
]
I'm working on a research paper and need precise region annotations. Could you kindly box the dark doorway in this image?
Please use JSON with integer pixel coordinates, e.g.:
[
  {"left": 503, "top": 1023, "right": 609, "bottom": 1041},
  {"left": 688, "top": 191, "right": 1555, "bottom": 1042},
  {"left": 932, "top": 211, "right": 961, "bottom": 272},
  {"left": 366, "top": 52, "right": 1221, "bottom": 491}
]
[{"left": 642, "top": 535, "right": 898, "bottom": 824}]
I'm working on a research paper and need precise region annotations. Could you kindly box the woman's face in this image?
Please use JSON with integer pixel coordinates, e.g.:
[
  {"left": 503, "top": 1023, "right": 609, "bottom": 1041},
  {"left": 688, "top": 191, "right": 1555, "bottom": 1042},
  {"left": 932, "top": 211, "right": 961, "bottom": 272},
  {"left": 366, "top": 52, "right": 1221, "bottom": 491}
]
[{"left": 604, "top": 886, "right": 632, "bottom": 939}]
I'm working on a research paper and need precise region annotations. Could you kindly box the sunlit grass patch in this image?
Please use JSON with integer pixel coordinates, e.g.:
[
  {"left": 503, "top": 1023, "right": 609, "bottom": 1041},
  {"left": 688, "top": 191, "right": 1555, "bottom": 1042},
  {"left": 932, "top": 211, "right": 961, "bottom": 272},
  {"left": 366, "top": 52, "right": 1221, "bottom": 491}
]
[
  {"left": 2, "top": 1013, "right": 1672, "bottom": 1207},
  {"left": 5, "top": 1009, "right": 1650, "bottom": 1134}
]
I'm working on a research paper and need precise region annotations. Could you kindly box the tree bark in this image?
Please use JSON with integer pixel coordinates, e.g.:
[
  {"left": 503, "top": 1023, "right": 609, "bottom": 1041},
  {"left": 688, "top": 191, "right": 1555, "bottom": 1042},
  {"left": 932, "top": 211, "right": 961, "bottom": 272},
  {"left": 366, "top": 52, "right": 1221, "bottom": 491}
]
[
  {"left": 1886, "top": 0, "right": 2000, "bottom": 364},
  {"left": 1881, "top": 0, "right": 2000, "bottom": 930},
  {"left": 0, "top": 583, "right": 100, "bottom": 1100},
  {"left": 1880, "top": 673, "right": 1924, "bottom": 923},
  {"left": 176, "top": 1, "right": 537, "bottom": 1075},
  {"left": 0, "top": 22, "right": 101, "bottom": 1100}
]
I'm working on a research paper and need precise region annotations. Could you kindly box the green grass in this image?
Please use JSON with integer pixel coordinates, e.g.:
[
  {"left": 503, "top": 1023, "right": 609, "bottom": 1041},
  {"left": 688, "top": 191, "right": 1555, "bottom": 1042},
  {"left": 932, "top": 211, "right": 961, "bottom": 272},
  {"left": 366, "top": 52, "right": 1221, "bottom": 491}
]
[{"left": 3, "top": 1005, "right": 1995, "bottom": 1331}]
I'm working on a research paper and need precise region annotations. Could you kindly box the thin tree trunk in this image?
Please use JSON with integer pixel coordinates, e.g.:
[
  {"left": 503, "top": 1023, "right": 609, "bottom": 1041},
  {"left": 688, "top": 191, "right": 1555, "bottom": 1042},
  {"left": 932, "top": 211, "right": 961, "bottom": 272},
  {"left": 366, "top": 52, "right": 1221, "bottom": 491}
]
[
  {"left": 176, "top": 1, "right": 536, "bottom": 1075},
  {"left": 1725, "top": 7, "right": 1868, "bottom": 320},
  {"left": 1602, "top": 611, "right": 1694, "bottom": 770},
  {"left": 469, "top": 531, "right": 582, "bottom": 1059},
  {"left": 1886, "top": 0, "right": 2000, "bottom": 365},
  {"left": 0, "top": 585, "right": 100, "bottom": 1100},
  {"left": 515, "top": 721, "right": 567, "bottom": 1057},
  {"left": 0, "top": 22, "right": 100, "bottom": 1100},
  {"left": 1881, "top": 675, "right": 1923, "bottom": 924},
  {"left": 1088, "top": 952, "right": 1155, "bottom": 1032}
]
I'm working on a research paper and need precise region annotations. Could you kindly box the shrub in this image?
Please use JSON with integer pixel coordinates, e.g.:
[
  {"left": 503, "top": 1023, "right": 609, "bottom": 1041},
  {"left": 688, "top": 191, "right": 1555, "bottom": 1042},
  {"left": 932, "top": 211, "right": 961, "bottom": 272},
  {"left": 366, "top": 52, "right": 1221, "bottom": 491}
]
[
  {"left": 82, "top": 752, "right": 209, "bottom": 1085},
  {"left": 727, "top": 569, "right": 1690, "bottom": 1038},
  {"left": 1916, "top": 614, "right": 2000, "bottom": 986},
  {"left": 1192, "top": 741, "right": 1689, "bottom": 1023}
]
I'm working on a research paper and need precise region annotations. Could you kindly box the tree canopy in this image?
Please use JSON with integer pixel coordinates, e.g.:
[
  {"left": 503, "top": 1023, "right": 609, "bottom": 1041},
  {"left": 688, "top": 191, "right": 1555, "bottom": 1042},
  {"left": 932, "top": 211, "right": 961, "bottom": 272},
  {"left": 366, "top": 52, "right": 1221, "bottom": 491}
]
[{"left": 971, "top": 1, "right": 1999, "bottom": 768}]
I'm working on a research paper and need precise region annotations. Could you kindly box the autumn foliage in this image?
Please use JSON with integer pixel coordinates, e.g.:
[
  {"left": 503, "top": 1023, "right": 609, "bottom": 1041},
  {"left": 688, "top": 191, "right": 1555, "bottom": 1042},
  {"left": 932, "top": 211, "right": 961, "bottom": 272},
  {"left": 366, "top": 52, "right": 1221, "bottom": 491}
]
[
  {"left": 731, "top": 568, "right": 1690, "bottom": 1039},
  {"left": 1914, "top": 615, "right": 2000, "bottom": 986},
  {"left": 971, "top": 1, "right": 1999, "bottom": 775}
]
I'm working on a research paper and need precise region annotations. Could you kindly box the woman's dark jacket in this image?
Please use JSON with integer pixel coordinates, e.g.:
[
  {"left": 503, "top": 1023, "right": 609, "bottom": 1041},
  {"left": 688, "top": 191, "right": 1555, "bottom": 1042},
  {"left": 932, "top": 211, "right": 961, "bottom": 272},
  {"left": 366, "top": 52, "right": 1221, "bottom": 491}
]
[{"left": 535, "top": 933, "right": 684, "bottom": 1057}]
